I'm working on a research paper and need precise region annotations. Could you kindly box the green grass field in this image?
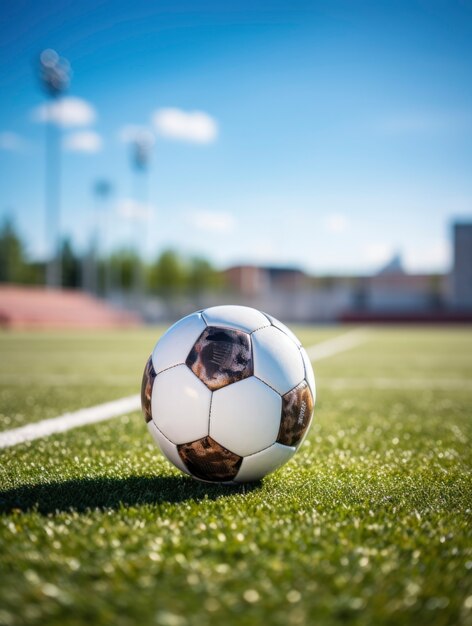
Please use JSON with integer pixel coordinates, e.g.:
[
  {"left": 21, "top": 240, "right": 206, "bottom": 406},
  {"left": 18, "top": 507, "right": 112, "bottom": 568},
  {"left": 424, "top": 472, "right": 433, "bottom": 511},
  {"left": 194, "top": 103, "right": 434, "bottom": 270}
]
[{"left": 0, "top": 326, "right": 471, "bottom": 626}]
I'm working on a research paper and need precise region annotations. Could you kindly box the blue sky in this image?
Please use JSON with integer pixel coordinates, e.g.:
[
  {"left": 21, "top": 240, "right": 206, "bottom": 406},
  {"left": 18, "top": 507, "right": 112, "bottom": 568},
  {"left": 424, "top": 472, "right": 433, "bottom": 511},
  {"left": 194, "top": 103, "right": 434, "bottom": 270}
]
[{"left": 1, "top": 0, "right": 471, "bottom": 274}]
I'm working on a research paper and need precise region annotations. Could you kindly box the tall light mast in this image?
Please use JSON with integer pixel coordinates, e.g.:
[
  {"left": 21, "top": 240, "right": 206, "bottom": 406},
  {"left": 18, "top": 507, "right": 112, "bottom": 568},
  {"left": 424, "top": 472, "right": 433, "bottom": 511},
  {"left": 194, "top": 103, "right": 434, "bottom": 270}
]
[
  {"left": 130, "top": 131, "right": 153, "bottom": 303},
  {"left": 38, "top": 49, "right": 71, "bottom": 288}
]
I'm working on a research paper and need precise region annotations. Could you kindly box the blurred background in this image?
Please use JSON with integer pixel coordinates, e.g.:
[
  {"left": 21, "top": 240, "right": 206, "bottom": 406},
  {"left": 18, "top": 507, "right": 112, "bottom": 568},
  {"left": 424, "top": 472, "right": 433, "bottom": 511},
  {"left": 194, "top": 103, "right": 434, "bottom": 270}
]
[{"left": 0, "top": 0, "right": 471, "bottom": 327}]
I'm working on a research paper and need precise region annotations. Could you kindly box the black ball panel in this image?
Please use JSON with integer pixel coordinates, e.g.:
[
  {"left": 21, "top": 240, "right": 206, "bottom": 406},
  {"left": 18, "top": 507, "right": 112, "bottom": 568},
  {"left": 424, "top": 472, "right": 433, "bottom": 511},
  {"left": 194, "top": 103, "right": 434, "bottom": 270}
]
[{"left": 186, "top": 326, "right": 253, "bottom": 390}]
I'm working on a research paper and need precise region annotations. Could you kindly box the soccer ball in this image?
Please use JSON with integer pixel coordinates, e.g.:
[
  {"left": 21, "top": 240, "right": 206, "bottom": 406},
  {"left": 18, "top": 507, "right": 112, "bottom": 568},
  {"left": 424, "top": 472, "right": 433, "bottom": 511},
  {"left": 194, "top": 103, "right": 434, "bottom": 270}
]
[{"left": 141, "top": 305, "right": 316, "bottom": 483}]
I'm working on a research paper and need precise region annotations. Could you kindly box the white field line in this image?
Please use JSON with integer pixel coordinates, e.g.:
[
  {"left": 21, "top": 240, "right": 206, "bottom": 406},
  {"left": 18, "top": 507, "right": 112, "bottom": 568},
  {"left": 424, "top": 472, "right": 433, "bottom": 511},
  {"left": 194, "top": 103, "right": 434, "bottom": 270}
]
[
  {"left": 0, "top": 328, "right": 370, "bottom": 450},
  {"left": 320, "top": 378, "right": 472, "bottom": 390},
  {"left": 306, "top": 328, "right": 370, "bottom": 362},
  {"left": 0, "top": 395, "right": 140, "bottom": 450}
]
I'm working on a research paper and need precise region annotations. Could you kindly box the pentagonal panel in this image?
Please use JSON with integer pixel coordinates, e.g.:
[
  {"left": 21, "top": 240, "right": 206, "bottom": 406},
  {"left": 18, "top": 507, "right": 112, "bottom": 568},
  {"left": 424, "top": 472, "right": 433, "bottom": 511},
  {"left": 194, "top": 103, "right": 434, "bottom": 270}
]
[
  {"left": 210, "top": 377, "right": 281, "bottom": 457},
  {"left": 151, "top": 364, "right": 211, "bottom": 444},
  {"left": 186, "top": 326, "right": 253, "bottom": 391},
  {"left": 152, "top": 312, "right": 206, "bottom": 374},
  {"left": 177, "top": 436, "right": 242, "bottom": 482},
  {"left": 252, "top": 326, "right": 305, "bottom": 395},
  {"left": 234, "top": 442, "right": 296, "bottom": 483},
  {"left": 264, "top": 313, "right": 301, "bottom": 348},
  {"left": 202, "top": 305, "right": 270, "bottom": 333},
  {"left": 147, "top": 421, "right": 191, "bottom": 476},
  {"left": 277, "top": 380, "right": 314, "bottom": 447},
  {"left": 300, "top": 348, "right": 316, "bottom": 403},
  {"left": 141, "top": 355, "right": 156, "bottom": 423}
]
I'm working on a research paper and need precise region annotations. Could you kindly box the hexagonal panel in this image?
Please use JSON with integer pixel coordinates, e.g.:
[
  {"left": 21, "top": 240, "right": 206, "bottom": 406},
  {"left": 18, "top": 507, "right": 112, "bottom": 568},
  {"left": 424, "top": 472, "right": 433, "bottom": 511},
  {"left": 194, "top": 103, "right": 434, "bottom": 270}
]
[
  {"left": 151, "top": 364, "right": 211, "bottom": 444},
  {"left": 300, "top": 348, "right": 316, "bottom": 404},
  {"left": 141, "top": 355, "right": 156, "bottom": 423},
  {"left": 147, "top": 421, "right": 191, "bottom": 476},
  {"left": 234, "top": 442, "right": 296, "bottom": 483},
  {"left": 210, "top": 377, "right": 282, "bottom": 457},
  {"left": 264, "top": 313, "right": 301, "bottom": 347},
  {"left": 186, "top": 326, "right": 253, "bottom": 391},
  {"left": 152, "top": 312, "right": 206, "bottom": 374},
  {"left": 252, "top": 326, "right": 305, "bottom": 395},
  {"left": 202, "top": 305, "right": 270, "bottom": 333},
  {"left": 277, "top": 380, "right": 314, "bottom": 447},
  {"left": 177, "top": 436, "right": 242, "bottom": 482}
]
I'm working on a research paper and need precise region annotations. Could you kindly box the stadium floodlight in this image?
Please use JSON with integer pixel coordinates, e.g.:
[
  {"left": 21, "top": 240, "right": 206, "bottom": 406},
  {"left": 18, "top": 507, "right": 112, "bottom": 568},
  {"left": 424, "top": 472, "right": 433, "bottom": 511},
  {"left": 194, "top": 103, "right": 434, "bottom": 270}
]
[
  {"left": 38, "top": 49, "right": 71, "bottom": 289},
  {"left": 39, "top": 49, "right": 71, "bottom": 96},
  {"left": 130, "top": 130, "right": 154, "bottom": 173}
]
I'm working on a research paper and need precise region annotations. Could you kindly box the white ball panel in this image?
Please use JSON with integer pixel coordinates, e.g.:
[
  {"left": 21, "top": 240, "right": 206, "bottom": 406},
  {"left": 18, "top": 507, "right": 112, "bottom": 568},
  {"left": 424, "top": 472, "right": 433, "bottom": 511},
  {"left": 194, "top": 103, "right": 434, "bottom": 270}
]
[
  {"left": 300, "top": 348, "right": 316, "bottom": 403},
  {"left": 264, "top": 313, "right": 301, "bottom": 348},
  {"left": 152, "top": 312, "right": 206, "bottom": 374},
  {"left": 234, "top": 442, "right": 296, "bottom": 482},
  {"left": 210, "top": 377, "right": 282, "bottom": 457},
  {"left": 147, "top": 421, "right": 191, "bottom": 475},
  {"left": 252, "top": 326, "right": 305, "bottom": 395},
  {"left": 202, "top": 305, "right": 270, "bottom": 333},
  {"left": 151, "top": 364, "right": 211, "bottom": 444}
]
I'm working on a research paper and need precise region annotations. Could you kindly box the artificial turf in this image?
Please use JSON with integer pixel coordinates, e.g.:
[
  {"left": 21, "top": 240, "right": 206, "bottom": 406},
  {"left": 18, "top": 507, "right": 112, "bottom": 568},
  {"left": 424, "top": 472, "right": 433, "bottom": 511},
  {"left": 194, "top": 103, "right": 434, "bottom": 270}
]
[{"left": 0, "top": 326, "right": 471, "bottom": 626}]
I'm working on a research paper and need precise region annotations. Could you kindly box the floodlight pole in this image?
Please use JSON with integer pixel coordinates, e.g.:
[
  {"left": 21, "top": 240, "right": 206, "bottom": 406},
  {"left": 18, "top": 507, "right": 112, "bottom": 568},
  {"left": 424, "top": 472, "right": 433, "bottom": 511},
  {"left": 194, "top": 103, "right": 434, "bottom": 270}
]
[
  {"left": 94, "top": 179, "right": 113, "bottom": 297},
  {"left": 45, "top": 117, "right": 61, "bottom": 288},
  {"left": 130, "top": 136, "right": 152, "bottom": 307},
  {"left": 38, "top": 49, "right": 71, "bottom": 289}
]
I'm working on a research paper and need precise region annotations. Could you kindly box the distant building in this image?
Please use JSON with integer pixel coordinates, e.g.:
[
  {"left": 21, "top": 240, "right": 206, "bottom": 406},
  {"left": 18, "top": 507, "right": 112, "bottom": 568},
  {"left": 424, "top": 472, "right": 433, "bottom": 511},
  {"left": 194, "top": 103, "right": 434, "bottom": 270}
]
[
  {"left": 452, "top": 222, "right": 472, "bottom": 309},
  {"left": 219, "top": 224, "right": 472, "bottom": 322},
  {"left": 224, "top": 265, "right": 306, "bottom": 297},
  {"left": 363, "top": 254, "right": 446, "bottom": 312},
  {"left": 376, "top": 253, "right": 405, "bottom": 275},
  {"left": 224, "top": 266, "right": 267, "bottom": 297}
]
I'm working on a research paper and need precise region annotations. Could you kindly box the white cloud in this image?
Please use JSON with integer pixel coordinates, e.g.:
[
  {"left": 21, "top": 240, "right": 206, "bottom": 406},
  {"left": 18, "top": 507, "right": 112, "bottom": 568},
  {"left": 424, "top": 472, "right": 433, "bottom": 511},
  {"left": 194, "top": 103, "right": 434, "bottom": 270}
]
[
  {"left": 64, "top": 130, "right": 102, "bottom": 153},
  {"left": 324, "top": 214, "right": 349, "bottom": 233},
  {"left": 118, "top": 125, "right": 155, "bottom": 145},
  {"left": 364, "top": 243, "right": 394, "bottom": 266},
  {"left": 33, "top": 96, "right": 96, "bottom": 127},
  {"left": 116, "top": 198, "right": 154, "bottom": 222},
  {"left": 187, "top": 211, "right": 236, "bottom": 233},
  {"left": 404, "top": 240, "right": 450, "bottom": 273},
  {"left": 0, "top": 131, "right": 25, "bottom": 151},
  {"left": 152, "top": 108, "right": 218, "bottom": 144}
]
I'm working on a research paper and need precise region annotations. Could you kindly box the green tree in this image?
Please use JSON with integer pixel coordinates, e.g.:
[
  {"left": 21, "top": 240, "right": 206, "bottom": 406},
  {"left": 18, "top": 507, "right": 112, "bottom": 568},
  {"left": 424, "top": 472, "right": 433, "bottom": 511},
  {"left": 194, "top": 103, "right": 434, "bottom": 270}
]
[
  {"left": 0, "top": 217, "right": 27, "bottom": 283},
  {"left": 148, "top": 249, "right": 187, "bottom": 296},
  {"left": 110, "top": 249, "right": 141, "bottom": 291},
  {"left": 61, "top": 237, "right": 81, "bottom": 288},
  {"left": 188, "top": 256, "right": 223, "bottom": 293}
]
